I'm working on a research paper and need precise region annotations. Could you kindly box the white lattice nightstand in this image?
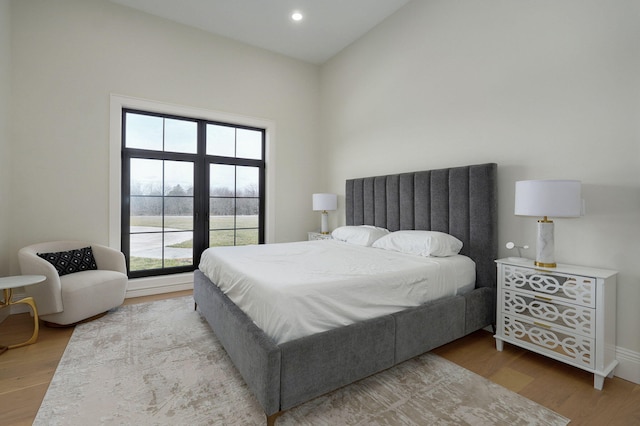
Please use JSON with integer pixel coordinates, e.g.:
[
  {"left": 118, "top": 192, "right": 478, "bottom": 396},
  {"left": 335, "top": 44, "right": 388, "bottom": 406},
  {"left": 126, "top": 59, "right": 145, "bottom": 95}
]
[
  {"left": 494, "top": 258, "right": 618, "bottom": 390},
  {"left": 308, "top": 232, "right": 332, "bottom": 241}
]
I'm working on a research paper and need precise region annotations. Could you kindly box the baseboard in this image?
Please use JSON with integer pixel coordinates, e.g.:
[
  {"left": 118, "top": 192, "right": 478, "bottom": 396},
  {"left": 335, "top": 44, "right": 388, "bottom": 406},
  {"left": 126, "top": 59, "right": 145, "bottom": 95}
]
[
  {"left": 7, "top": 274, "right": 195, "bottom": 310},
  {"left": 125, "top": 271, "right": 194, "bottom": 299},
  {"left": 615, "top": 346, "right": 640, "bottom": 384},
  {"left": 7, "top": 273, "right": 640, "bottom": 386},
  {"left": 4, "top": 275, "right": 194, "bottom": 316}
]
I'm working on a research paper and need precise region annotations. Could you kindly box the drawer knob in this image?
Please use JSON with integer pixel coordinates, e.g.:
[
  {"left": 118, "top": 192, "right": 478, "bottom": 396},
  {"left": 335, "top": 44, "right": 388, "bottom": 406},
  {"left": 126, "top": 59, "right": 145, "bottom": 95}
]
[
  {"left": 534, "top": 321, "right": 552, "bottom": 329},
  {"left": 534, "top": 295, "right": 553, "bottom": 302}
]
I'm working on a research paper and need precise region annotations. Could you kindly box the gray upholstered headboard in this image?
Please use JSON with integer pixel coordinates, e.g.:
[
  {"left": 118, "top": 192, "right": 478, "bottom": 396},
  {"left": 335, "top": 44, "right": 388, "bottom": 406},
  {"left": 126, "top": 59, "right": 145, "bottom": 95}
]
[{"left": 345, "top": 163, "right": 497, "bottom": 290}]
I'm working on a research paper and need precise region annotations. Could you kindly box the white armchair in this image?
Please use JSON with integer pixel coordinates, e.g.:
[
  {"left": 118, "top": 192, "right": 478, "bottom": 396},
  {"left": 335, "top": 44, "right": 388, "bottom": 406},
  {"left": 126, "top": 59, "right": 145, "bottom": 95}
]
[{"left": 18, "top": 241, "right": 128, "bottom": 326}]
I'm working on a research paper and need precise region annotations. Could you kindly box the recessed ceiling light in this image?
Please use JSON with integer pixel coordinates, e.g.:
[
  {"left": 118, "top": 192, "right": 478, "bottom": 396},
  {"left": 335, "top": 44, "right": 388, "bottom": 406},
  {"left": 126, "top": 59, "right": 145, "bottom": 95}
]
[{"left": 291, "top": 11, "right": 303, "bottom": 22}]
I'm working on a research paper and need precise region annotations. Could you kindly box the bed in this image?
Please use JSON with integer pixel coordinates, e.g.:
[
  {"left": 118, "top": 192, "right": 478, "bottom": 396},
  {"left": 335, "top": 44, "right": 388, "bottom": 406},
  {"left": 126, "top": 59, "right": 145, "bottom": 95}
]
[{"left": 194, "top": 163, "right": 497, "bottom": 425}]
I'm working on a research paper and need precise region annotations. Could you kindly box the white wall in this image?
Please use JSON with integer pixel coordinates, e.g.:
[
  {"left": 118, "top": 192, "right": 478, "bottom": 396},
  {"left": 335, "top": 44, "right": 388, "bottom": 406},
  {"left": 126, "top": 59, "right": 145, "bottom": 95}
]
[
  {"left": 6, "top": 0, "right": 639, "bottom": 380},
  {"left": 8, "top": 0, "right": 322, "bottom": 273},
  {"left": 321, "top": 0, "right": 640, "bottom": 372},
  {"left": 0, "top": 0, "right": 11, "bottom": 276}
]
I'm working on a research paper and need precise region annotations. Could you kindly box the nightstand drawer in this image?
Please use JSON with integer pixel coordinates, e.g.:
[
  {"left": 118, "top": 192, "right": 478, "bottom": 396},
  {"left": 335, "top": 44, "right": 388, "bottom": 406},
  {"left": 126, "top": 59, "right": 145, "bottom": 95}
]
[
  {"left": 503, "top": 290, "right": 594, "bottom": 338},
  {"left": 502, "top": 314, "right": 594, "bottom": 369},
  {"left": 503, "top": 264, "right": 596, "bottom": 308}
]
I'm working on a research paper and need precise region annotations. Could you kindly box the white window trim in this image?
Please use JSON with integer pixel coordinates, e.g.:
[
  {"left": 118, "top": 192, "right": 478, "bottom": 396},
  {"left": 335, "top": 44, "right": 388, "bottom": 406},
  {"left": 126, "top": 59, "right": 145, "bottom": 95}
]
[{"left": 109, "top": 94, "right": 276, "bottom": 296}]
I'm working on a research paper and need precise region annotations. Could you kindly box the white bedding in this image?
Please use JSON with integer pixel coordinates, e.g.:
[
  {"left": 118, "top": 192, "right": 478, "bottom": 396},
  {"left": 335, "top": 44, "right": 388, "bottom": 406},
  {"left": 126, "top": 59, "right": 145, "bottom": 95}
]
[{"left": 199, "top": 240, "right": 476, "bottom": 344}]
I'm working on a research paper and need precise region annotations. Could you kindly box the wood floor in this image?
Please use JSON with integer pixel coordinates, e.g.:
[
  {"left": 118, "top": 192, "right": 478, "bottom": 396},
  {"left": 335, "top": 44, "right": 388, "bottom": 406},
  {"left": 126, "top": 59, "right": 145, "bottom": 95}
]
[{"left": 1, "top": 290, "right": 638, "bottom": 425}]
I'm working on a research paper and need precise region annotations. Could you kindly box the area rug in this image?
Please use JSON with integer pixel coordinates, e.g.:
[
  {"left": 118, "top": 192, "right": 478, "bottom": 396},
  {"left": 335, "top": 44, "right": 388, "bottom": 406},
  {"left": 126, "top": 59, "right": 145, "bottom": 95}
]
[{"left": 35, "top": 297, "right": 570, "bottom": 425}]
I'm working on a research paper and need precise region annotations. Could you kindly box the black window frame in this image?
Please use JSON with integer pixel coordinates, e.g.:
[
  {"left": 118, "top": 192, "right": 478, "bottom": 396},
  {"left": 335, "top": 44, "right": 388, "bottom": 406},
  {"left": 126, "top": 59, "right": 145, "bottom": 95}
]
[{"left": 121, "top": 108, "right": 266, "bottom": 278}]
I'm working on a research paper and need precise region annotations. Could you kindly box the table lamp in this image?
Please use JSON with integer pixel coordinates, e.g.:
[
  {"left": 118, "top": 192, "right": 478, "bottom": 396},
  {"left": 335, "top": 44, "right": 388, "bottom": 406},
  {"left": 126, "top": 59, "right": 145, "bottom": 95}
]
[
  {"left": 514, "top": 179, "right": 582, "bottom": 268},
  {"left": 312, "top": 193, "right": 337, "bottom": 234}
]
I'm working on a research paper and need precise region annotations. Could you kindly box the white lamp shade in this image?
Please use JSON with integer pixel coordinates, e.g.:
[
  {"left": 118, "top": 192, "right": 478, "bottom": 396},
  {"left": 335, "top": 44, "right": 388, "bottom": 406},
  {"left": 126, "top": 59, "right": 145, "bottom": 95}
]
[
  {"left": 312, "top": 193, "right": 337, "bottom": 211},
  {"left": 514, "top": 180, "right": 582, "bottom": 218}
]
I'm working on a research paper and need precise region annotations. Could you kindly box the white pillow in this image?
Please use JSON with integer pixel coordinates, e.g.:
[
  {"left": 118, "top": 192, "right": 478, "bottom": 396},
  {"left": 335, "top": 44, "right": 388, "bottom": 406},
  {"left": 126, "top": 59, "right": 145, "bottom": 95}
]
[
  {"left": 331, "top": 225, "right": 390, "bottom": 246},
  {"left": 372, "top": 230, "right": 463, "bottom": 257}
]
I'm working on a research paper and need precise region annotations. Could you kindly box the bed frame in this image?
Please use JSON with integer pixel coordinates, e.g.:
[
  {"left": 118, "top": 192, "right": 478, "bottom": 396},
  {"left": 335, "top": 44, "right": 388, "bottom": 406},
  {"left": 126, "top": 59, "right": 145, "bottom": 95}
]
[{"left": 194, "top": 163, "right": 497, "bottom": 425}]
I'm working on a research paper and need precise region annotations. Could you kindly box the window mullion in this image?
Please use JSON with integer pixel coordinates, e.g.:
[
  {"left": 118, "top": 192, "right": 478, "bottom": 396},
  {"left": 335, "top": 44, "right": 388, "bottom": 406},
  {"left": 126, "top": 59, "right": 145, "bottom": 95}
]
[
  {"left": 122, "top": 108, "right": 265, "bottom": 278},
  {"left": 161, "top": 159, "right": 165, "bottom": 269},
  {"left": 193, "top": 121, "right": 208, "bottom": 267}
]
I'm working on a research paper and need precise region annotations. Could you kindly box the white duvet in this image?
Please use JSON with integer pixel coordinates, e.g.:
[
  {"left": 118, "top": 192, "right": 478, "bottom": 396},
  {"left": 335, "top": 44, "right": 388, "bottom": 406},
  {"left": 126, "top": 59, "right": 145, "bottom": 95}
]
[{"left": 199, "top": 240, "right": 475, "bottom": 344}]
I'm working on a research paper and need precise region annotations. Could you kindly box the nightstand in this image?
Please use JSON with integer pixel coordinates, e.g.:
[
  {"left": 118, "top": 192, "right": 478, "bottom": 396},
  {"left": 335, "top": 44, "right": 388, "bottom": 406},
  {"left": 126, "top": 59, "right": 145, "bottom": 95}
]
[
  {"left": 308, "top": 232, "right": 332, "bottom": 241},
  {"left": 494, "top": 258, "right": 618, "bottom": 390}
]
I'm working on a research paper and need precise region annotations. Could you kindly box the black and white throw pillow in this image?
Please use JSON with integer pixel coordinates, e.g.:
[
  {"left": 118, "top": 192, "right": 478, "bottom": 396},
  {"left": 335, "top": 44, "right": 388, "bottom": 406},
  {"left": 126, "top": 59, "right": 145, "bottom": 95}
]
[{"left": 37, "top": 246, "right": 98, "bottom": 276}]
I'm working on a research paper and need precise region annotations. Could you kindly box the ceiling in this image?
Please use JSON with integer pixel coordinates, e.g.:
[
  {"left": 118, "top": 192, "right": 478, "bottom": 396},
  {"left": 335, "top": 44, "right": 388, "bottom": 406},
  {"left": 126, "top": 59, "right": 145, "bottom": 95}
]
[{"left": 108, "top": 0, "right": 411, "bottom": 64}]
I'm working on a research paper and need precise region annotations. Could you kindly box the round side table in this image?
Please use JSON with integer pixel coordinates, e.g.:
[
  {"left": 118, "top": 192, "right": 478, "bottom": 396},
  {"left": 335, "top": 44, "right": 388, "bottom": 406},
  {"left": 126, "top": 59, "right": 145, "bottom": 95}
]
[{"left": 0, "top": 275, "right": 45, "bottom": 352}]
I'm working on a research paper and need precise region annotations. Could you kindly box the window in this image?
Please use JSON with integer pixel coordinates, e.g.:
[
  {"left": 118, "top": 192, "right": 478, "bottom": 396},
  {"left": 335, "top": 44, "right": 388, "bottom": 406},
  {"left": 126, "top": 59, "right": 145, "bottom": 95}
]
[{"left": 121, "top": 109, "right": 265, "bottom": 278}]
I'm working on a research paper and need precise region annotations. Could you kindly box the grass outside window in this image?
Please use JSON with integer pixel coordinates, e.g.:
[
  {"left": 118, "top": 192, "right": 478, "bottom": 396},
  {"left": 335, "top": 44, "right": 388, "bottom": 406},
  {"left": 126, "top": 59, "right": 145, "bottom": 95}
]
[{"left": 129, "top": 215, "right": 258, "bottom": 271}]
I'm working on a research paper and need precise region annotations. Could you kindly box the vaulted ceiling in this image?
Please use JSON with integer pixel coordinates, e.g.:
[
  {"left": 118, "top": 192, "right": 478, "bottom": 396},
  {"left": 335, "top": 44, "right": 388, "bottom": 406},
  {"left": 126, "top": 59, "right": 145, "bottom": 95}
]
[{"left": 109, "top": 0, "right": 411, "bottom": 64}]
